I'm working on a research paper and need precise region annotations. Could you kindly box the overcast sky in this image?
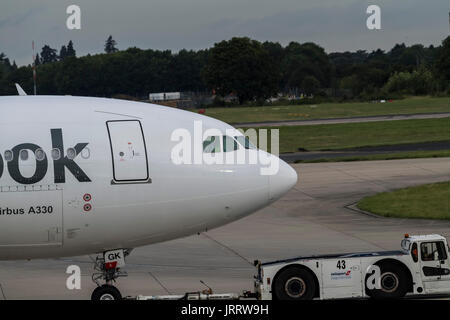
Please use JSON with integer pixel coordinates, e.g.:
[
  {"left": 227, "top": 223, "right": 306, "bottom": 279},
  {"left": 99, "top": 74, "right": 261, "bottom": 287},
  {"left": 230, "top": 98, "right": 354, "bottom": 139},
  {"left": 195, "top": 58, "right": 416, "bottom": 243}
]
[{"left": 1, "top": 0, "right": 449, "bottom": 66}]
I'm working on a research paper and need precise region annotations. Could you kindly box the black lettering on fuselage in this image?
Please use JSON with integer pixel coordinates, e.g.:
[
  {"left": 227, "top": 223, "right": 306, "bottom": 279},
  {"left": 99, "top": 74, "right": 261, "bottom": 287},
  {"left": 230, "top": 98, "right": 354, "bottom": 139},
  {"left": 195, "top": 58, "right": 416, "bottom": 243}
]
[
  {"left": 0, "top": 129, "right": 91, "bottom": 185},
  {"left": 51, "top": 129, "right": 91, "bottom": 183},
  {"left": 8, "top": 143, "right": 48, "bottom": 185},
  {"left": 0, "top": 152, "right": 3, "bottom": 179}
]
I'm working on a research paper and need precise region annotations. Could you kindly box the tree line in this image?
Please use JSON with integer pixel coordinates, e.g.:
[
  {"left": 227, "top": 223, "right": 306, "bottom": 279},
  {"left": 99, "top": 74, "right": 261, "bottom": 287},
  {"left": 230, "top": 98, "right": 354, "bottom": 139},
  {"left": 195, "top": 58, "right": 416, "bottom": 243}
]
[{"left": 0, "top": 35, "right": 449, "bottom": 104}]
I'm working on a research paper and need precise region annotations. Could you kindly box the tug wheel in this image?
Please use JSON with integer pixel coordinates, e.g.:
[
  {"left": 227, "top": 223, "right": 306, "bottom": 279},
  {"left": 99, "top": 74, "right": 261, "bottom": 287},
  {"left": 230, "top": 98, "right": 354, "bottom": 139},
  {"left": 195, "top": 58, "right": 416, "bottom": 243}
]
[
  {"left": 273, "top": 267, "right": 316, "bottom": 300},
  {"left": 366, "top": 262, "right": 408, "bottom": 299}
]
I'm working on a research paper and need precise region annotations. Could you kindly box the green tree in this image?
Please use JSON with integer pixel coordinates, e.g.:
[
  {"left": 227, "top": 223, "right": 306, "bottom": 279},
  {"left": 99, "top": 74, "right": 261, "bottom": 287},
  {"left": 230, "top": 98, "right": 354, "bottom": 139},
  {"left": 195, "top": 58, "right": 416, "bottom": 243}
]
[
  {"left": 170, "top": 49, "right": 209, "bottom": 92},
  {"left": 301, "top": 76, "right": 320, "bottom": 95},
  {"left": 34, "top": 53, "right": 41, "bottom": 66},
  {"left": 204, "top": 37, "right": 279, "bottom": 104},
  {"left": 59, "top": 45, "right": 67, "bottom": 60},
  {"left": 281, "top": 42, "right": 332, "bottom": 91},
  {"left": 436, "top": 36, "right": 450, "bottom": 84},
  {"left": 5, "top": 66, "right": 34, "bottom": 94},
  {"left": 0, "top": 52, "right": 11, "bottom": 70},
  {"left": 0, "top": 53, "right": 10, "bottom": 94},
  {"left": 0, "top": 63, "right": 5, "bottom": 85},
  {"left": 383, "top": 67, "right": 433, "bottom": 95},
  {"left": 41, "top": 45, "right": 58, "bottom": 64},
  {"left": 105, "top": 36, "right": 118, "bottom": 54},
  {"left": 66, "top": 40, "right": 76, "bottom": 57},
  {"left": 0, "top": 52, "right": 8, "bottom": 64},
  {"left": 4, "top": 38, "right": 446, "bottom": 99}
]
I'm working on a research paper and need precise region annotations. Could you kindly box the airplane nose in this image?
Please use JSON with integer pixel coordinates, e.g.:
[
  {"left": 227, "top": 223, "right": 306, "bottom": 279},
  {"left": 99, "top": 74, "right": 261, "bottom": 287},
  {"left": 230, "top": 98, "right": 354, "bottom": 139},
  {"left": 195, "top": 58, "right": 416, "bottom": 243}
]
[{"left": 269, "top": 159, "right": 298, "bottom": 202}]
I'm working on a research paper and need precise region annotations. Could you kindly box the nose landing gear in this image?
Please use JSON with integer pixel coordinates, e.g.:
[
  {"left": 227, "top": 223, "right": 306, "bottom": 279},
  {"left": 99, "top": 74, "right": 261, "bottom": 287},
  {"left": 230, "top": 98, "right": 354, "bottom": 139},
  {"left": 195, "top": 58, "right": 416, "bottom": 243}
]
[{"left": 91, "top": 249, "right": 131, "bottom": 300}]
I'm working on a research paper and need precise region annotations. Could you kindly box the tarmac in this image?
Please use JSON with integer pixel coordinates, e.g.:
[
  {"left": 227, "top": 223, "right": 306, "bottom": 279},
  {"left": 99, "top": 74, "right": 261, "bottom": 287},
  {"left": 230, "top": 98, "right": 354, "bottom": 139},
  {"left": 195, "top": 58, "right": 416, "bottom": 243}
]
[{"left": 0, "top": 157, "right": 449, "bottom": 299}]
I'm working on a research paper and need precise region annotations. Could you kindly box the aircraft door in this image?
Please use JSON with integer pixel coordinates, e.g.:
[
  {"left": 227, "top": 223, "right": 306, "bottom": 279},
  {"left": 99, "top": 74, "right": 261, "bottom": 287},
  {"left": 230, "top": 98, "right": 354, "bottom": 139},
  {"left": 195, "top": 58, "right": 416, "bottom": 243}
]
[{"left": 106, "top": 120, "right": 149, "bottom": 182}]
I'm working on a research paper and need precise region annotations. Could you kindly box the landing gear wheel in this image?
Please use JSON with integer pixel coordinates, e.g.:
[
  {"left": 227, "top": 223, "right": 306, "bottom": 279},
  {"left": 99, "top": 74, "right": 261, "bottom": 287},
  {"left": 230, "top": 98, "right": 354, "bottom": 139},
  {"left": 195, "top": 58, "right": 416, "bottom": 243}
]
[
  {"left": 366, "top": 263, "right": 408, "bottom": 299},
  {"left": 91, "top": 285, "right": 122, "bottom": 300},
  {"left": 273, "top": 267, "right": 315, "bottom": 300}
]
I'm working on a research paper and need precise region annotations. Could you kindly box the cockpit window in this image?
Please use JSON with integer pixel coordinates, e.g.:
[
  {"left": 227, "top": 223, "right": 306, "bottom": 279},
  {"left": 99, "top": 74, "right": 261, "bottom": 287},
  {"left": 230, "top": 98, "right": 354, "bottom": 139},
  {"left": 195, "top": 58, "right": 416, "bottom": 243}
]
[
  {"left": 234, "top": 136, "right": 257, "bottom": 150},
  {"left": 203, "top": 135, "right": 249, "bottom": 153},
  {"left": 223, "top": 136, "right": 239, "bottom": 152},
  {"left": 203, "top": 136, "right": 221, "bottom": 153}
]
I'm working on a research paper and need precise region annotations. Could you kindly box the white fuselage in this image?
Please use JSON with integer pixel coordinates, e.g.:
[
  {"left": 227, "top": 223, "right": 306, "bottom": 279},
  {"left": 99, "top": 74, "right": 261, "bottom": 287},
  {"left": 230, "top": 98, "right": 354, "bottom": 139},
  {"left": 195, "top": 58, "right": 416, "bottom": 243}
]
[{"left": 0, "top": 96, "right": 297, "bottom": 260}]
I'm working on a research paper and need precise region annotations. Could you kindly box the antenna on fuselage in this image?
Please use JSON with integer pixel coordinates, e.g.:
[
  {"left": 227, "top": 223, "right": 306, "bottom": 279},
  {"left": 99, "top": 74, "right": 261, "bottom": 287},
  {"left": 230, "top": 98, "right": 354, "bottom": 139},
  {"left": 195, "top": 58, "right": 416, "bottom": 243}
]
[{"left": 15, "top": 83, "right": 27, "bottom": 96}]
